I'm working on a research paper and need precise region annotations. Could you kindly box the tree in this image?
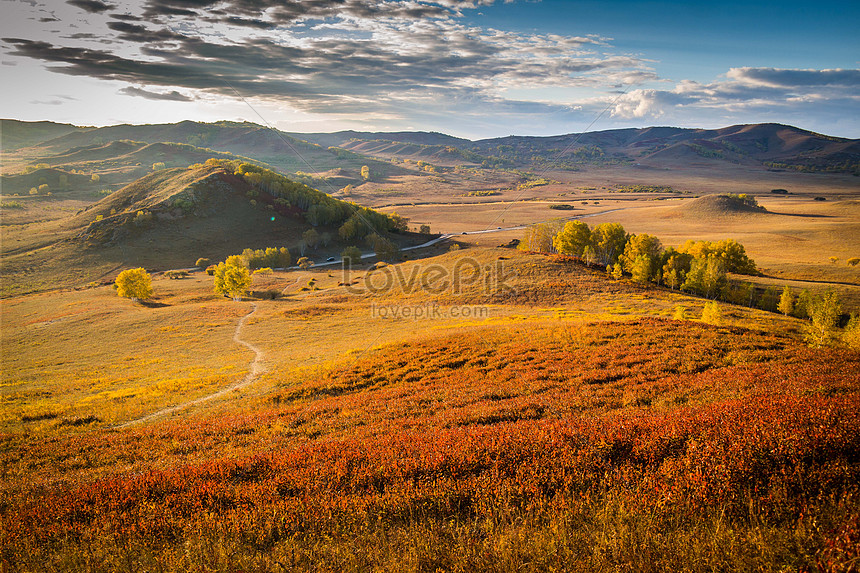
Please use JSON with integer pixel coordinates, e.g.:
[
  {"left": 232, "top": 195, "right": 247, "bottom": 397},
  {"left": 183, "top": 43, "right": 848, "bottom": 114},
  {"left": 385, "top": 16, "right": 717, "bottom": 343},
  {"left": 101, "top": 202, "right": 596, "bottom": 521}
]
[
  {"left": 679, "top": 238, "right": 757, "bottom": 274},
  {"left": 843, "top": 314, "right": 860, "bottom": 351},
  {"left": 620, "top": 233, "right": 662, "bottom": 276},
  {"left": 342, "top": 246, "right": 362, "bottom": 267},
  {"left": 582, "top": 245, "right": 597, "bottom": 265},
  {"left": 520, "top": 220, "right": 564, "bottom": 253},
  {"left": 590, "top": 223, "right": 627, "bottom": 266},
  {"left": 152, "top": 162, "right": 166, "bottom": 171},
  {"left": 777, "top": 286, "right": 794, "bottom": 316},
  {"left": 297, "top": 257, "right": 313, "bottom": 270},
  {"left": 683, "top": 255, "right": 726, "bottom": 299},
  {"left": 758, "top": 286, "right": 780, "bottom": 312},
  {"left": 804, "top": 291, "right": 842, "bottom": 348},
  {"left": 367, "top": 233, "right": 399, "bottom": 261},
  {"left": 631, "top": 254, "right": 652, "bottom": 283},
  {"left": 195, "top": 258, "right": 211, "bottom": 269},
  {"left": 793, "top": 289, "right": 812, "bottom": 319},
  {"left": 302, "top": 228, "right": 320, "bottom": 251},
  {"left": 419, "top": 224, "right": 431, "bottom": 235},
  {"left": 91, "top": 174, "right": 100, "bottom": 183},
  {"left": 610, "top": 262, "right": 624, "bottom": 280},
  {"left": 213, "top": 260, "right": 251, "bottom": 300},
  {"left": 553, "top": 220, "right": 591, "bottom": 257},
  {"left": 673, "top": 305, "right": 687, "bottom": 320},
  {"left": 360, "top": 165, "right": 370, "bottom": 180},
  {"left": 115, "top": 268, "right": 153, "bottom": 301}
]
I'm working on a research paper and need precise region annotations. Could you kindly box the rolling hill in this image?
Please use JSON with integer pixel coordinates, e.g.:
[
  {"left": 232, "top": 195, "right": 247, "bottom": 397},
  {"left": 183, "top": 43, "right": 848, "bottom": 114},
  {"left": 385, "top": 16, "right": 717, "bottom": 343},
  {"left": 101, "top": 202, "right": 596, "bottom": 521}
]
[
  {"left": 0, "top": 161, "right": 411, "bottom": 297},
  {"left": 5, "top": 120, "right": 858, "bottom": 178}
]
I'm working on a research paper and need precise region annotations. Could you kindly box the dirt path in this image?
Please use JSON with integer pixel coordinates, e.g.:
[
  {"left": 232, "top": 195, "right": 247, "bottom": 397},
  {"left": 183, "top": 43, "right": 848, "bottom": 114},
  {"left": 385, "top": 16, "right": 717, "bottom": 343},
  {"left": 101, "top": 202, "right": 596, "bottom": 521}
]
[{"left": 118, "top": 303, "right": 264, "bottom": 428}]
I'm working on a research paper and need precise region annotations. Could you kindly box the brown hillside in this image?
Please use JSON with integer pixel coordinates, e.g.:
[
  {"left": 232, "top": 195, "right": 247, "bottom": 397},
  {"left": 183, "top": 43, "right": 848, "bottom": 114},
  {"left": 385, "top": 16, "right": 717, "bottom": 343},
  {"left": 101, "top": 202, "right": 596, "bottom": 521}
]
[{"left": 670, "top": 194, "right": 771, "bottom": 218}]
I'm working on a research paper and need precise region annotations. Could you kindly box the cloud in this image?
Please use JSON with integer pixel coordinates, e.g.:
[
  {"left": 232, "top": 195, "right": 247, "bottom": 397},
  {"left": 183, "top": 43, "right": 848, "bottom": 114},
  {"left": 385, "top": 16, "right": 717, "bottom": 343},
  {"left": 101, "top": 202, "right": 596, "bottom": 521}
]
[
  {"left": 609, "top": 67, "right": 860, "bottom": 133},
  {"left": 726, "top": 67, "right": 860, "bottom": 88},
  {"left": 67, "top": 0, "right": 116, "bottom": 13},
  {"left": 119, "top": 86, "right": 194, "bottom": 101},
  {"left": 1, "top": 6, "right": 651, "bottom": 123}
]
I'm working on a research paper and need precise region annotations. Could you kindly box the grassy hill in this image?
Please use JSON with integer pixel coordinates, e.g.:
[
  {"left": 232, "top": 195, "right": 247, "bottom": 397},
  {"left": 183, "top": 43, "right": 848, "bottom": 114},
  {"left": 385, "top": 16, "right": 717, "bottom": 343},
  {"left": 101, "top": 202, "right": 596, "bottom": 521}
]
[
  {"left": 0, "top": 119, "right": 83, "bottom": 151},
  {"left": 4, "top": 120, "right": 410, "bottom": 182},
  {"left": 1, "top": 246, "right": 858, "bottom": 571},
  {"left": 0, "top": 161, "right": 411, "bottom": 297}
]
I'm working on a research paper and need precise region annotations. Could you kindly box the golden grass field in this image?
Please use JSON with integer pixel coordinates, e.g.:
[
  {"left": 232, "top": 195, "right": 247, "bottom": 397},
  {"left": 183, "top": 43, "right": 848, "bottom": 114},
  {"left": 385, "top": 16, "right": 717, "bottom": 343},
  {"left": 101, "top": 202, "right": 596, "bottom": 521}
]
[{"left": 2, "top": 150, "right": 859, "bottom": 571}]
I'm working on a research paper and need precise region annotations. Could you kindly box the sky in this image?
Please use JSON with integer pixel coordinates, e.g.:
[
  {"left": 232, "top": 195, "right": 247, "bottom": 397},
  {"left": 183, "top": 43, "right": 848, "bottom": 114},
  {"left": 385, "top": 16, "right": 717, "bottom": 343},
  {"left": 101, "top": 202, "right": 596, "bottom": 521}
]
[{"left": 1, "top": 0, "right": 858, "bottom": 139}]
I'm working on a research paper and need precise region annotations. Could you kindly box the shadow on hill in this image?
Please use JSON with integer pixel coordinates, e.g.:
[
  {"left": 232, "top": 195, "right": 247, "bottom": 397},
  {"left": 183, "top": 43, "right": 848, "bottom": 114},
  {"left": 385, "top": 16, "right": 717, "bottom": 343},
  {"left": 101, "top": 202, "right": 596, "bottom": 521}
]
[{"left": 139, "top": 300, "right": 170, "bottom": 308}]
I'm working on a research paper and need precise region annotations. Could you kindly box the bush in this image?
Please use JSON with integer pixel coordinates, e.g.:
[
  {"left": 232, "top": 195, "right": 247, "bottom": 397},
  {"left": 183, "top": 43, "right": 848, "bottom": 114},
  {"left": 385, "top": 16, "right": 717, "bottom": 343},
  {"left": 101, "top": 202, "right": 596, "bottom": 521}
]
[
  {"left": 701, "top": 301, "right": 722, "bottom": 325},
  {"left": 195, "top": 258, "right": 211, "bottom": 268}
]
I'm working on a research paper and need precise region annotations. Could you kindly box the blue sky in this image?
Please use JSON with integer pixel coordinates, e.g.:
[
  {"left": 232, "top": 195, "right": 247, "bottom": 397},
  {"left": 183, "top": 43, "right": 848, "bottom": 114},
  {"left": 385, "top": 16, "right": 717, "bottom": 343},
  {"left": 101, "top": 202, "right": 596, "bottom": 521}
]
[{"left": 1, "top": 0, "right": 858, "bottom": 138}]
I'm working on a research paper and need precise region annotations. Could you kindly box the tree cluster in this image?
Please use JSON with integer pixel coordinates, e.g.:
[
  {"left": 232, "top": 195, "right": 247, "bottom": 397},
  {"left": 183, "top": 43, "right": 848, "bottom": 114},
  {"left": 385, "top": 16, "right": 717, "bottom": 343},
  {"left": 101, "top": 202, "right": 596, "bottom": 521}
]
[
  {"left": 204, "top": 159, "right": 406, "bottom": 243},
  {"left": 524, "top": 220, "right": 758, "bottom": 298}
]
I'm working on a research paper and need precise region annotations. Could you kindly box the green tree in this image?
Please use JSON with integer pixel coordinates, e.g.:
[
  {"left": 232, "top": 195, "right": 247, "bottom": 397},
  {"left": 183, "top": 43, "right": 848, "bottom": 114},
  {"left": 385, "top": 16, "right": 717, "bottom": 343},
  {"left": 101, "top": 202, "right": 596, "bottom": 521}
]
[
  {"left": 368, "top": 233, "right": 399, "bottom": 261},
  {"left": 777, "top": 286, "right": 794, "bottom": 316},
  {"left": 620, "top": 233, "right": 662, "bottom": 276},
  {"left": 115, "top": 268, "right": 153, "bottom": 301},
  {"left": 631, "top": 254, "right": 652, "bottom": 283},
  {"left": 758, "top": 286, "right": 780, "bottom": 312},
  {"left": 683, "top": 255, "right": 726, "bottom": 299},
  {"left": 582, "top": 245, "right": 597, "bottom": 265},
  {"left": 553, "top": 220, "right": 591, "bottom": 257},
  {"left": 804, "top": 291, "right": 842, "bottom": 347},
  {"left": 794, "top": 289, "right": 813, "bottom": 319},
  {"left": 843, "top": 314, "right": 860, "bottom": 351},
  {"left": 303, "top": 228, "right": 320, "bottom": 251},
  {"left": 590, "top": 222, "right": 627, "bottom": 266},
  {"left": 342, "top": 246, "right": 363, "bottom": 267},
  {"left": 213, "top": 260, "right": 251, "bottom": 300}
]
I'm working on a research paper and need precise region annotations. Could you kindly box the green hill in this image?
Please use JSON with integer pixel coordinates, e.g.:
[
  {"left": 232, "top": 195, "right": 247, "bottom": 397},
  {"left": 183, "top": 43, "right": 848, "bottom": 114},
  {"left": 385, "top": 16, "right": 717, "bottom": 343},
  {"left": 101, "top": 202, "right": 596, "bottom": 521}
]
[{"left": 0, "top": 161, "right": 408, "bottom": 297}]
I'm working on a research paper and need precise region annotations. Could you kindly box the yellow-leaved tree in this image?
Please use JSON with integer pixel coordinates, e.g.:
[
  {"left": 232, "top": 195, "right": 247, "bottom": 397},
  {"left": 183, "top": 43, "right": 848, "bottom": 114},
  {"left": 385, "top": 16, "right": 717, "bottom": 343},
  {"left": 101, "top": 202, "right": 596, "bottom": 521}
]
[
  {"left": 115, "top": 268, "right": 153, "bottom": 301},
  {"left": 214, "top": 256, "right": 251, "bottom": 300}
]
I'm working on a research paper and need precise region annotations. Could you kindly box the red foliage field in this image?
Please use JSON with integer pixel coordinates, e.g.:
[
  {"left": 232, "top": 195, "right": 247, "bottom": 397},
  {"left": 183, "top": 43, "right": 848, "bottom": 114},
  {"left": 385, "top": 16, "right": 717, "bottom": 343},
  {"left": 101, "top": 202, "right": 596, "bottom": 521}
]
[{"left": 2, "top": 318, "right": 859, "bottom": 571}]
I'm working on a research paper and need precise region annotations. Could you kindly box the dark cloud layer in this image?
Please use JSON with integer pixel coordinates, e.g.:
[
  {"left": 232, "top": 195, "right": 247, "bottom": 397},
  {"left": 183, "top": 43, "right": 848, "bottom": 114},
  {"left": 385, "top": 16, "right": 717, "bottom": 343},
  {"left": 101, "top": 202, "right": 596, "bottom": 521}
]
[
  {"left": 67, "top": 0, "right": 116, "bottom": 13},
  {"left": 119, "top": 86, "right": 193, "bottom": 101}
]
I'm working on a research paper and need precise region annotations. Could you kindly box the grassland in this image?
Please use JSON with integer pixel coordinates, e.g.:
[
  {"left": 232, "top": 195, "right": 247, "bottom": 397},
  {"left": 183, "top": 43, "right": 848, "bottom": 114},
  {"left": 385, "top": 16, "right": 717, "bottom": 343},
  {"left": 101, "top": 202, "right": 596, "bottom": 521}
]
[
  {"left": 2, "top": 121, "right": 859, "bottom": 571},
  {"left": 2, "top": 246, "right": 859, "bottom": 571}
]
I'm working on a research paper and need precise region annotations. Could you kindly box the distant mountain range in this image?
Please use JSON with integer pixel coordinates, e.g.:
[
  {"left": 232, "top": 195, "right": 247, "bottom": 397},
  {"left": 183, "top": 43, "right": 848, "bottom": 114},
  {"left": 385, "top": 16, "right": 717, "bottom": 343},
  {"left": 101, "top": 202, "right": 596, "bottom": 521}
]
[{"left": 3, "top": 119, "right": 858, "bottom": 175}]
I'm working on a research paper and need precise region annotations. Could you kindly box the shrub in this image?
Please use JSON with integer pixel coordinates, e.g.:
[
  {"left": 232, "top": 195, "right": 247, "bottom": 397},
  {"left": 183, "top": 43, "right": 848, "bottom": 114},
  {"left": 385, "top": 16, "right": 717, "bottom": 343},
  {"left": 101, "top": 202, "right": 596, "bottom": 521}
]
[
  {"left": 195, "top": 258, "right": 211, "bottom": 268},
  {"left": 701, "top": 301, "right": 722, "bottom": 325}
]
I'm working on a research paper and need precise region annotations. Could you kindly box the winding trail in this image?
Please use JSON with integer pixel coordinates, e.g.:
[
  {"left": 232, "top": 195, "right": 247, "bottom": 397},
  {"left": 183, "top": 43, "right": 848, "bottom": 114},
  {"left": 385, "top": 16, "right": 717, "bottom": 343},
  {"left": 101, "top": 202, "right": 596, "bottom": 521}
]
[{"left": 118, "top": 303, "right": 264, "bottom": 428}]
